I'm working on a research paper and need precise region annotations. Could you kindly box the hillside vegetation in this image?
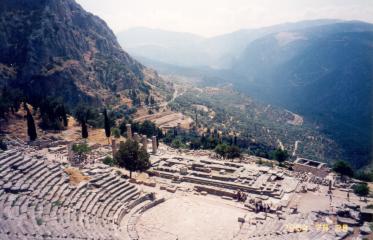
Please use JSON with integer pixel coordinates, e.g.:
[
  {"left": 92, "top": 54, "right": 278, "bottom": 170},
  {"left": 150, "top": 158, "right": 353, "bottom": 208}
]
[{"left": 169, "top": 82, "right": 343, "bottom": 163}]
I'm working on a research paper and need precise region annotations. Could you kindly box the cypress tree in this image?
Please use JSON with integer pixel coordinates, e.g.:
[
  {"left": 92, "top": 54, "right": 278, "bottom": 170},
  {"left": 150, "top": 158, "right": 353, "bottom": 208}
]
[
  {"left": 104, "top": 108, "right": 110, "bottom": 143},
  {"left": 150, "top": 96, "right": 155, "bottom": 105},
  {"left": 62, "top": 105, "right": 68, "bottom": 127},
  {"left": 82, "top": 121, "right": 88, "bottom": 139},
  {"left": 26, "top": 106, "right": 37, "bottom": 141}
]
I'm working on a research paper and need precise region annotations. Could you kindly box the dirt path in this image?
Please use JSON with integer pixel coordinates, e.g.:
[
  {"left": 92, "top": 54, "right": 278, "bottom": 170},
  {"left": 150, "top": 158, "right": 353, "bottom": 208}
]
[
  {"left": 292, "top": 140, "right": 300, "bottom": 156},
  {"left": 277, "top": 139, "right": 285, "bottom": 150}
]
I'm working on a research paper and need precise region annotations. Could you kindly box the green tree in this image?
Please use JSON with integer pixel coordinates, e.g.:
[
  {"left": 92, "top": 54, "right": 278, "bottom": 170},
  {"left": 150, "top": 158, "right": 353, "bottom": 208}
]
[
  {"left": 0, "top": 87, "right": 23, "bottom": 116},
  {"left": 72, "top": 143, "right": 91, "bottom": 163},
  {"left": 162, "top": 129, "right": 174, "bottom": 144},
  {"left": 354, "top": 170, "right": 373, "bottom": 182},
  {"left": 104, "top": 108, "right": 111, "bottom": 143},
  {"left": 200, "top": 134, "right": 211, "bottom": 149},
  {"left": 353, "top": 183, "right": 370, "bottom": 199},
  {"left": 150, "top": 96, "right": 155, "bottom": 105},
  {"left": 215, "top": 143, "right": 229, "bottom": 158},
  {"left": 271, "top": 148, "right": 289, "bottom": 163},
  {"left": 39, "top": 97, "right": 68, "bottom": 130},
  {"left": 171, "top": 138, "right": 186, "bottom": 149},
  {"left": 208, "top": 136, "right": 218, "bottom": 149},
  {"left": 74, "top": 104, "right": 93, "bottom": 124},
  {"left": 26, "top": 106, "right": 37, "bottom": 141},
  {"left": 111, "top": 128, "right": 121, "bottom": 138},
  {"left": 233, "top": 134, "right": 238, "bottom": 146},
  {"left": 190, "top": 138, "right": 202, "bottom": 150},
  {"left": 140, "top": 120, "right": 157, "bottom": 137},
  {"left": 226, "top": 145, "right": 241, "bottom": 159},
  {"left": 82, "top": 121, "right": 88, "bottom": 139},
  {"left": 74, "top": 104, "right": 91, "bottom": 139},
  {"left": 115, "top": 140, "right": 151, "bottom": 178},
  {"left": 333, "top": 160, "right": 354, "bottom": 178},
  {"left": 60, "top": 105, "right": 68, "bottom": 127}
]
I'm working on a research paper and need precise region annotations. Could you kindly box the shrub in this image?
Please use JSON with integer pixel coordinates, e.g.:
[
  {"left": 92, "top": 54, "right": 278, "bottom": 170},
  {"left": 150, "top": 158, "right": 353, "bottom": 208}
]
[
  {"left": 353, "top": 183, "right": 370, "bottom": 197},
  {"left": 0, "top": 139, "right": 7, "bottom": 151},
  {"left": 111, "top": 128, "right": 121, "bottom": 138},
  {"left": 36, "top": 218, "right": 43, "bottom": 226},
  {"left": 226, "top": 145, "right": 241, "bottom": 159},
  {"left": 354, "top": 170, "right": 373, "bottom": 182},
  {"left": 333, "top": 160, "right": 354, "bottom": 178},
  {"left": 72, "top": 143, "right": 91, "bottom": 155},
  {"left": 270, "top": 148, "right": 289, "bottom": 163},
  {"left": 103, "top": 156, "right": 116, "bottom": 166},
  {"left": 171, "top": 138, "right": 187, "bottom": 149}
]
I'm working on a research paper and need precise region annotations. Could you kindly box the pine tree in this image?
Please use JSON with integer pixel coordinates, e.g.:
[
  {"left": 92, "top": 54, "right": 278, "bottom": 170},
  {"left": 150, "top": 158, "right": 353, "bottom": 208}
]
[
  {"left": 229, "top": 136, "right": 233, "bottom": 145},
  {"left": 26, "top": 105, "right": 37, "bottom": 141},
  {"left": 103, "top": 108, "right": 111, "bottom": 144}
]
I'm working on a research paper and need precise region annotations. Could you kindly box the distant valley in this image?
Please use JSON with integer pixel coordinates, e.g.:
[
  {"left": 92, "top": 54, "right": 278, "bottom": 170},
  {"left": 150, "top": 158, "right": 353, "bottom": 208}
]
[{"left": 119, "top": 20, "right": 373, "bottom": 168}]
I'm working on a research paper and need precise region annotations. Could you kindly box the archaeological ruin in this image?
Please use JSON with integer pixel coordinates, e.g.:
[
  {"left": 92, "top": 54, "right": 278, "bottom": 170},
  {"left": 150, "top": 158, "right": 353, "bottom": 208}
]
[{"left": 0, "top": 132, "right": 371, "bottom": 240}]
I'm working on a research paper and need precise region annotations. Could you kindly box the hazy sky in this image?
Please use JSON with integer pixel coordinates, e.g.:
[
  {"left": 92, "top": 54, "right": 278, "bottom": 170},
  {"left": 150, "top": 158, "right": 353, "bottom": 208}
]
[{"left": 77, "top": 0, "right": 373, "bottom": 37}]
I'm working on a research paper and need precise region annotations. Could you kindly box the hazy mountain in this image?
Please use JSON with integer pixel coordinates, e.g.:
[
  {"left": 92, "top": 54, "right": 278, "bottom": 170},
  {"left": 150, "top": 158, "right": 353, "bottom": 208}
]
[
  {"left": 117, "top": 27, "right": 209, "bottom": 67},
  {"left": 117, "top": 19, "right": 341, "bottom": 69},
  {"left": 0, "top": 0, "right": 166, "bottom": 107},
  {"left": 231, "top": 21, "right": 373, "bottom": 167}
]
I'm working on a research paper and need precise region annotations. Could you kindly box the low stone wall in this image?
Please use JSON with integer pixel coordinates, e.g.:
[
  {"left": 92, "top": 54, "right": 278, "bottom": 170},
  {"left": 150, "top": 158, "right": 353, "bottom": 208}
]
[
  {"left": 194, "top": 185, "right": 236, "bottom": 198},
  {"left": 139, "top": 198, "right": 166, "bottom": 213}
]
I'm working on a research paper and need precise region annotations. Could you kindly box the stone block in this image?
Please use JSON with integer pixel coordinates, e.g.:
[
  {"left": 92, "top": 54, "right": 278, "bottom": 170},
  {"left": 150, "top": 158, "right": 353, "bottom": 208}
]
[
  {"left": 238, "top": 217, "right": 245, "bottom": 223},
  {"left": 180, "top": 167, "right": 188, "bottom": 175}
]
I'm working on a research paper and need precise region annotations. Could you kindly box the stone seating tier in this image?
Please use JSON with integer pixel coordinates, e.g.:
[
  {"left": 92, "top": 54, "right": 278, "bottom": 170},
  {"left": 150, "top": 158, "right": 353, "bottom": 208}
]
[{"left": 0, "top": 149, "right": 146, "bottom": 240}]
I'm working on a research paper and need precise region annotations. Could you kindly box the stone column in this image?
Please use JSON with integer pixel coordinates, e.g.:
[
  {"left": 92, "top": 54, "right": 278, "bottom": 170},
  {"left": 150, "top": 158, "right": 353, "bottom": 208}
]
[
  {"left": 126, "top": 124, "right": 132, "bottom": 140},
  {"left": 134, "top": 133, "right": 140, "bottom": 142},
  {"left": 152, "top": 136, "right": 157, "bottom": 154},
  {"left": 111, "top": 139, "right": 117, "bottom": 157},
  {"left": 141, "top": 135, "right": 148, "bottom": 151}
]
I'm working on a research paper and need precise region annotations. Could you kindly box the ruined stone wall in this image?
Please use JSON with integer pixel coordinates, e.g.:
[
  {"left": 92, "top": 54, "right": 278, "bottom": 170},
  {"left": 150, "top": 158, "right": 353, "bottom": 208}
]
[{"left": 293, "top": 164, "right": 329, "bottom": 178}]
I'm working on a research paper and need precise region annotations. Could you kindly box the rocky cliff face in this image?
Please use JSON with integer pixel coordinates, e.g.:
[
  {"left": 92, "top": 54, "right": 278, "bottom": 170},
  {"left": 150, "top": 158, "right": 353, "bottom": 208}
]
[{"left": 0, "top": 0, "right": 166, "bottom": 106}]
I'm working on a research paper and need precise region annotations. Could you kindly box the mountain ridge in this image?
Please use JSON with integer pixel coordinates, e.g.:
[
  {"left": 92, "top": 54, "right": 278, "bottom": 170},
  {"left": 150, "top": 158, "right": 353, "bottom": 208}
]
[
  {"left": 0, "top": 0, "right": 168, "bottom": 107},
  {"left": 117, "top": 19, "right": 345, "bottom": 68}
]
